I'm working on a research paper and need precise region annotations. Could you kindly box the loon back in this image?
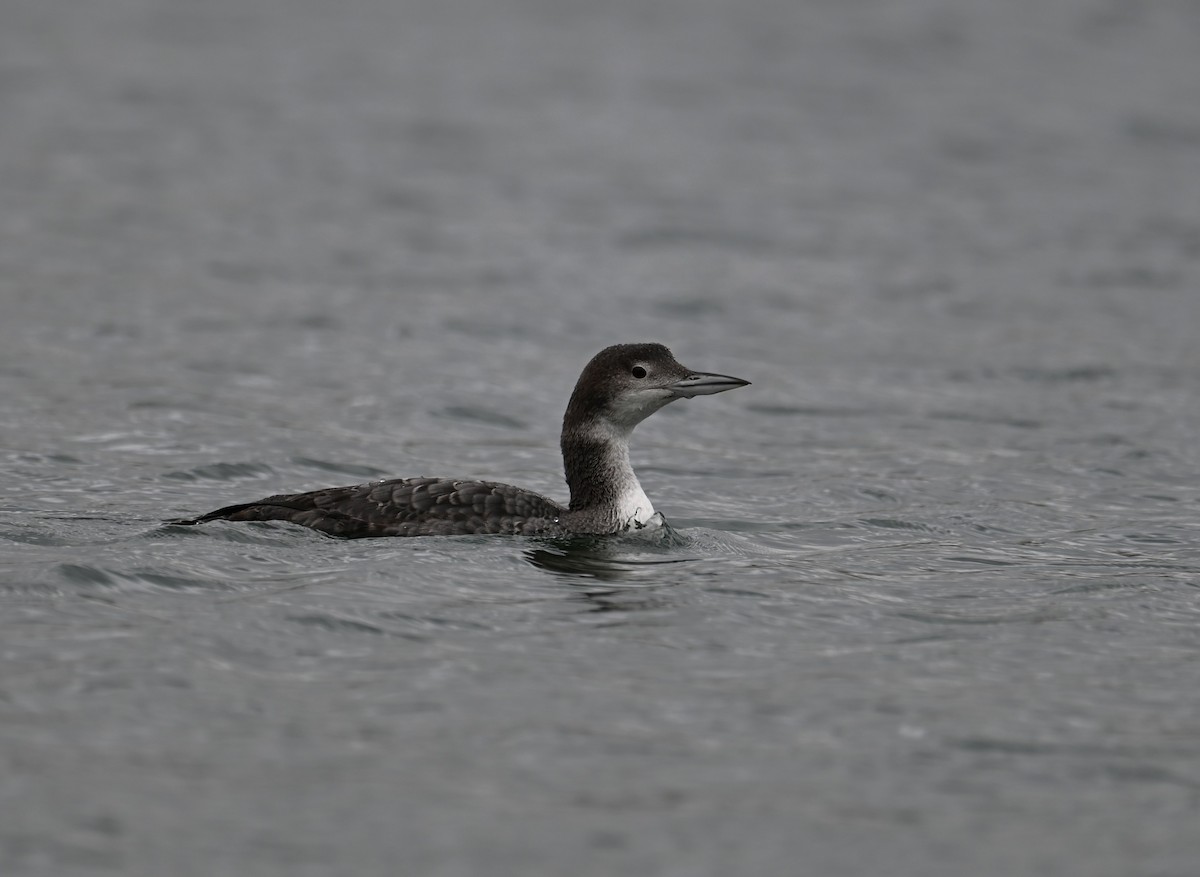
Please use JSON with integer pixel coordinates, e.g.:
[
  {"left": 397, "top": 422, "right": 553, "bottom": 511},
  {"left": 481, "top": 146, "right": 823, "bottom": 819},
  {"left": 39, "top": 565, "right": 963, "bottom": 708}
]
[{"left": 184, "top": 477, "right": 568, "bottom": 538}]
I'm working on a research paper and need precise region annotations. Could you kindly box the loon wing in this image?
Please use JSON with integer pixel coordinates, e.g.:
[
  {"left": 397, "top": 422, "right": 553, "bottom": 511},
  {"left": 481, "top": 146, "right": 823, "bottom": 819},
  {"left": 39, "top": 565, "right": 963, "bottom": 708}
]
[{"left": 178, "top": 477, "right": 567, "bottom": 538}]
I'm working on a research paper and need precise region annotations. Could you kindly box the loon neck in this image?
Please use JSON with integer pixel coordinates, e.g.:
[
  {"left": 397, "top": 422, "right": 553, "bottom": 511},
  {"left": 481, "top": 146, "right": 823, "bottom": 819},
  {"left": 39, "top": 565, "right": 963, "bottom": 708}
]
[{"left": 561, "top": 423, "right": 655, "bottom": 530}]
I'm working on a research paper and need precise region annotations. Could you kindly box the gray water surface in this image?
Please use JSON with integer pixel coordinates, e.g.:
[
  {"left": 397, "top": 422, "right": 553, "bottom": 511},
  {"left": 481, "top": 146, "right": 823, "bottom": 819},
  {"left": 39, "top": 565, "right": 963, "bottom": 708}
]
[{"left": 3, "top": 1, "right": 1200, "bottom": 875}]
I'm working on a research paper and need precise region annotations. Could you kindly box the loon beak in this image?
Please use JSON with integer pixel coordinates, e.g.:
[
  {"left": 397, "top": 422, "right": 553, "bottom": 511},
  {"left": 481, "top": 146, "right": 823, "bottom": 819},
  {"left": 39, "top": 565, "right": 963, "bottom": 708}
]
[{"left": 668, "top": 370, "right": 751, "bottom": 399}]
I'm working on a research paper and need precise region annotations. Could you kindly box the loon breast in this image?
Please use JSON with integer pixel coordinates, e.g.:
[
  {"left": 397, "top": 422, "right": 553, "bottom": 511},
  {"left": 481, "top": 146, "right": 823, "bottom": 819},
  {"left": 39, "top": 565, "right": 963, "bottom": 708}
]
[{"left": 615, "top": 480, "right": 656, "bottom": 528}]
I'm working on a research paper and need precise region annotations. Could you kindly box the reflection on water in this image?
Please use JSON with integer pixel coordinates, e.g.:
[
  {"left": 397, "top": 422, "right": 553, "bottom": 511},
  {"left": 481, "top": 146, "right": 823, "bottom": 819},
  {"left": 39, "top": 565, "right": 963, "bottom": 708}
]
[{"left": 523, "top": 523, "right": 694, "bottom": 580}]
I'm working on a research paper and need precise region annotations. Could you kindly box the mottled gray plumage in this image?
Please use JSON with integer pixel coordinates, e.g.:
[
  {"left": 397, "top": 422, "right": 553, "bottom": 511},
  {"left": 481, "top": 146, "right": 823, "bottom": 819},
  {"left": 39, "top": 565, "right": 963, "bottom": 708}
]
[
  {"left": 176, "top": 343, "right": 748, "bottom": 538},
  {"left": 190, "top": 477, "right": 566, "bottom": 537}
]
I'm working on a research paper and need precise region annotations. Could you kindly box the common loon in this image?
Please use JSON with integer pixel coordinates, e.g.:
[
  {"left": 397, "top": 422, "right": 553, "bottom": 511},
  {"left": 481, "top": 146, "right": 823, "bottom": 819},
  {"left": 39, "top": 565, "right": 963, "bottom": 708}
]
[{"left": 176, "top": 343, "right": 749, "bottom": 538}]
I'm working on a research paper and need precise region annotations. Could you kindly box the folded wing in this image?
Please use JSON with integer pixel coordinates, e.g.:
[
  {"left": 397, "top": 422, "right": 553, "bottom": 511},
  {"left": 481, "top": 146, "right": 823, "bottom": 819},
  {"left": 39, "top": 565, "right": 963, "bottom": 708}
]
[{"left": 181, "top": 476, "right": 567, "bottom": 538}]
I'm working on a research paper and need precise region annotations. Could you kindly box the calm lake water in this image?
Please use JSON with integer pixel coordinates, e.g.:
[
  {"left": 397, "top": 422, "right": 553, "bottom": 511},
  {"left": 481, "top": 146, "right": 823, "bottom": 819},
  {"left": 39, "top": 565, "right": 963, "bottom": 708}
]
[{"left": 2, "top": 1, "right": 1199, "bottom": 875}]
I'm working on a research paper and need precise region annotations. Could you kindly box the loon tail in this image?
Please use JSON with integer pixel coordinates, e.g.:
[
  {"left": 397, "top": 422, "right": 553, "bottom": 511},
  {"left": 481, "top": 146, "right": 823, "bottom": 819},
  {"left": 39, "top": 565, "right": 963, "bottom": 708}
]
[{"left": 167, "top": 502, "right": 260, "bottom": 526}]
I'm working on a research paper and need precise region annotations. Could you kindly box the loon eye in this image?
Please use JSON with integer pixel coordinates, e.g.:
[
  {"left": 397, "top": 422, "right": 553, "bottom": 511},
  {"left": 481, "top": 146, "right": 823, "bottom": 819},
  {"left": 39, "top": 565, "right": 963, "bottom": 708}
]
[{"left": 631, "top": 365, "right": 648, "bottom": 379}]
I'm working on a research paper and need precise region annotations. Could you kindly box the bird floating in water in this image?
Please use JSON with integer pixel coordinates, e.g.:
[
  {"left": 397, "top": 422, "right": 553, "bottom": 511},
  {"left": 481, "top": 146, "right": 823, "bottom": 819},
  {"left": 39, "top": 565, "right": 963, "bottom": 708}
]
[{"left": 175, "top": 343, "right": 749, "bottom": 538}]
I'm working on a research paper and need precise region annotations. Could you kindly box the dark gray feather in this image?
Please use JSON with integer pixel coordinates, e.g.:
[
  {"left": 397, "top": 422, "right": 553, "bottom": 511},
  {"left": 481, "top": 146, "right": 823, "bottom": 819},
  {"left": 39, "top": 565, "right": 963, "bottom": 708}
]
[{"left": 181, "top": 477, "right": 567, "bottom": 538}]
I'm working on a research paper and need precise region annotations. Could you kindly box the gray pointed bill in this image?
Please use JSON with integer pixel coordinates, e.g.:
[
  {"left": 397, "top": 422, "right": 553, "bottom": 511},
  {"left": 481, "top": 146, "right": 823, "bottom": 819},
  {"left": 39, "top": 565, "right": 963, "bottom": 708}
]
[{"left": 668, "top": 370, "right": 751, "bottom": 398}]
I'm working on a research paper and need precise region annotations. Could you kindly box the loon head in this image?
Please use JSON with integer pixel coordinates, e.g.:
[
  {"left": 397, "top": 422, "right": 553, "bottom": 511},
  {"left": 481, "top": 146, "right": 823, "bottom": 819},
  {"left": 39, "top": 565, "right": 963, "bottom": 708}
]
[{"left": 563, "top": 342, "right": 750, "bottom": 438}]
